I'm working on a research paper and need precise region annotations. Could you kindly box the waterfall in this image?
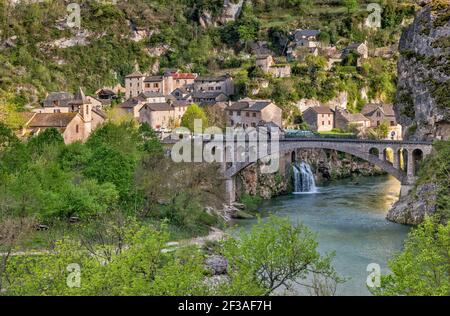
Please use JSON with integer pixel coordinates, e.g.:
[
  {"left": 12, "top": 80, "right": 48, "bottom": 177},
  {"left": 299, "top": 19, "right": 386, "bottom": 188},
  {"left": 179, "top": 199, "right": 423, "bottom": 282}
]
[{"left": 293, "top": 162, "right": 318, "bottom": 194}]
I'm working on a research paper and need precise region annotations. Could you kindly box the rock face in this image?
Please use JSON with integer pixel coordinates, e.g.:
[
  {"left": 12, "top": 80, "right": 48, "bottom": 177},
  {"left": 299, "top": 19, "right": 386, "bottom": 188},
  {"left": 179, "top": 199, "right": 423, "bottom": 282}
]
[
  {"left": 395, "top": 2, "right": 450, "bottom": 141},
  {"left": 387, "top": 183, "right": 438, "bottom": 225},
  {"left": 236, "top": 149, "right": 384, "bottom": 200},
  {"left": 388, "top": 2, "right": 449, "bottom": 225},
  {"left": 296, "top": 149, "right": 384, "bottom": 182},
  {"left": 237, "top": 163, "right": 290, "bottom": 199}
]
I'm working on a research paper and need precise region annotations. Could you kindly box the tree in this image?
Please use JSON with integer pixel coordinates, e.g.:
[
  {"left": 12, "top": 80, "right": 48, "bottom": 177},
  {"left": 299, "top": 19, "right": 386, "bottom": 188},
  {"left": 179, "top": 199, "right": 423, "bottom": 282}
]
[
  {"left": 368, "top": 121, "right": 389, "bottom": 140},
  {"left": 3, "top": 223, "right": 210, "bottom": 296},
  {"left": 0, "top": 123, "right": 18, "bottom": 151},
  {"left": 343, "top": 0, "right": 358, "bottom": 14},
  {"left": 221, "top": 216, "right": 343, "bottom": 295},
  {"left": 180, "top": 103, "right": 208, "bottom": 132},
  {"left": 372, "top": 218, "right": 450, "bottom": 296},
  {"left": 0, "top": 216, "right": 36, "bottom": 291}
]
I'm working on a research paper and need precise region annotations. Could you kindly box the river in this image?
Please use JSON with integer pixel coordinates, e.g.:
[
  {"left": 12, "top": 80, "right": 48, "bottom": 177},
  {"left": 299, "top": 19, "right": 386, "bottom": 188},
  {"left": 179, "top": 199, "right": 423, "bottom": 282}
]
[{"left": 232, "top": 175, "right": 411, "bottom": 296}]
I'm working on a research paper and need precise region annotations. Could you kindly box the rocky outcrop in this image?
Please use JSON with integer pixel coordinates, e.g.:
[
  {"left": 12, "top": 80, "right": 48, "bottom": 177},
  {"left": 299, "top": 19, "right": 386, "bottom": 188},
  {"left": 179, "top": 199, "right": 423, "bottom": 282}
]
[
  {"left": 237, "top": 164, "right": 290, "bottom": 199},
  {"left": 296, "top": 91, "right": 349, "bottom": 113},
  {"left": 387, "top": 182, "right": 438, "bottom": 225},
  {"left": 205, "top": 255, "right": 228, "bottom": 275},
  {"left": 395, "top": 2, "right": 450, "bottom": 141}
]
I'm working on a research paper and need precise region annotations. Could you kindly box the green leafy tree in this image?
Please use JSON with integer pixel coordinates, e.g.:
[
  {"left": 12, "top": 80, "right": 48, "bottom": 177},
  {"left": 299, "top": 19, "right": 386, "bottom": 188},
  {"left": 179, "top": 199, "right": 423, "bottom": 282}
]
[
  {"left": 181, "top": 103, "right": 208, "bottom": 132},
  {"left": 372, "top": 218, "right": 450, "bottom": 296},
  {"left": 343, "top": 0, "right": 358, "bottom": 14},
  {"left": 221, "top": 216, "right": 343, "bottom": 295}
]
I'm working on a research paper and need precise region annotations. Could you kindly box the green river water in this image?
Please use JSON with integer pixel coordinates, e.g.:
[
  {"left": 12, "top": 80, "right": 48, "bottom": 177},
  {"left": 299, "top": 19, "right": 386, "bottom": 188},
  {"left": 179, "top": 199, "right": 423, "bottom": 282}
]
[{"left": 232, "top": 175, "right": 411, "bottom": 296}]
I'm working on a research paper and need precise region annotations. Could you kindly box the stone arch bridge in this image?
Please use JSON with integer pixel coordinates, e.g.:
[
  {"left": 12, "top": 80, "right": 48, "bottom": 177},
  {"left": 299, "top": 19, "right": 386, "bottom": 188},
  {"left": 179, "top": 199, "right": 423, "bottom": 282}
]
[{"left": 164, "top": 137, "right": 433, "bottom": 203}]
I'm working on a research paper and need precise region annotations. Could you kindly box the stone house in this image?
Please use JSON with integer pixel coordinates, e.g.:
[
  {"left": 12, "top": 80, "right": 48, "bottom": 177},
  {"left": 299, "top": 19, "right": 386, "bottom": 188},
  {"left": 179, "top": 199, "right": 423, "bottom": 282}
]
[
  {"left": 361, "top": 103, "right": 402, "bottom": 140},
  {"left": 139, "top": 100, "right": 189, "bottom": 130},
  {"left": 125, "top": 69, "right": 197, "bottom": 99},
  {"left": 225, "top": 98, "right": 282, "bottom": 128},
  {"left": 287, "top": 29, "right": 322, "bottom": 60},
  {"left": 193, "top": 75, "right": 234, "bottom": 97},
  {"left": 302, "top": 106, "right": 334, "bottom": 132},
  {"left": 42, "top": 91, "right": 74, "bottom": 109},
  {"left": 334, "top": 109, "right": 371, "bottom": 131},
  {"left": 24, "top": 88, "right": 106, "bottom": 144},
  {"left": 255, "top": 55, "right": 291, "bottom": 78},
  {"left": 117, "top": 92, "right": 166, "bottom": 119},
  {"left": 342, "top": 41, "right": 369, "bottom": 66},
  {"left": 192, "top": 91, "right": 229, "bottom": 106}
]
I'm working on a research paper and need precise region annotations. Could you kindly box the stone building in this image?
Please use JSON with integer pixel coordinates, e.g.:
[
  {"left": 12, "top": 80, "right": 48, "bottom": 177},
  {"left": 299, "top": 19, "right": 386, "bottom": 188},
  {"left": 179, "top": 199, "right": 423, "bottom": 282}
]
[
  {"left": 255, "top": 55, "right": 291, "bottom": 78},
  {"left": 334, "top": 109, "right": 371, "bottom": 132},
  {"left": 302, "top": 106, "right": 334, "bottom": 132},
  {"left": 342, "top": 41, "right": 369, "bottom": 66},
  {"left": 193, "top": 75, "right": 234, "bottom": 97},
  {"left": 139, "top": 100, "right": 189, "bottom": 131},
  {"left": 225, "top": 98, "right": 282, "bottom": 128},
  {"left": 361, "top": 103, "right": 403, "bottom": 140},
  {"left": 117, "top": 92, "right": 166, "bottom": 119},
  {"left": 24, "top": 88, "right": 106, "bottom": 144},
  {"left": 287, "top": 29, "right": 322, "bottom": 60},
  {"left": 125, "top": 69, "right": 197, "bottom": 99},
  {"left": 192, "top": 91, "right": 229, "bottom": 106}
]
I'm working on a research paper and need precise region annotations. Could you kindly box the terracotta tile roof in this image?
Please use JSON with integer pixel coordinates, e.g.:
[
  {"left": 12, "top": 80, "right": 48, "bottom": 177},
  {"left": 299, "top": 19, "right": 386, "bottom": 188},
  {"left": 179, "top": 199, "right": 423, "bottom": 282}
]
[
  {"left": 172, "top": 73, "right": 197, "bottom": 80},
  {"left": 28, "top": 113, "right": 78, "bottom": 128},
  {"left": 19, "top": 112, "right": 37, "bottom": 124}
]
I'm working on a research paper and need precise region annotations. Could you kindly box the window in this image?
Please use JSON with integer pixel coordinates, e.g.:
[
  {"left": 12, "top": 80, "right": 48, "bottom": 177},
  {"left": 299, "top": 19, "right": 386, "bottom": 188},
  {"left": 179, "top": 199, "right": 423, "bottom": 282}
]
[
  {"left": 76, "top": 125, "right": 79, "bottom": 133},
  {"left": 54, "top": 109, "right": 60, "bottom": 113},
  {"left": 377, "top": 121, "right": 380, "bottom": 126},
  {"left": 322, "top": 121, "right": 325, "bottom": 126},
  {"left": 251, "top": 122, "right": 256, "bottom": 127},
  {"left": 390, "top": 121, "right": 395, "bottom": 126},
  {"left": 328, "top": 121, "right": 331, "bottom": 125},
  {"left": 246, "top": 112, "right": 250, "bottom": 117},
  {"left": 153, "top": 83, "right": 159, "bottom": 88},
  {"left": 215, "top": 86, "right": 221, "bottom": 90},
  {"left": 230, "top": 120, "right": 234, "bottom": 126},
  {"left": 377, "top": 111, "right": 381, "bottom": 117},
  {"left": 208, "top": 87, "right": 214, "bottom": 91},
  {"left": 229, "top": 111, "right": 233, "bottom": 116},
  {"left": 237, "top": 111, "right": 241, "bottom": 116},
  {"left": 145, "top": 83, "right": 150, "bottom": 88},
  {"left": 252, "top": 112, "right": 256, "bottom": 117}
]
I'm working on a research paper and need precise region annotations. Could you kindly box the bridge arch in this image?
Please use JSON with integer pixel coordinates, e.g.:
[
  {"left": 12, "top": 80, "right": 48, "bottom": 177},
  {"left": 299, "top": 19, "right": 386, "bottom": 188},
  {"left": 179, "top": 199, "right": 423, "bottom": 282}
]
[
  {"left": 225, "top": 141, "right": 406, "bottom": 183},
  {"left": 412, "top": 148, "right": 424, "bottom": 176}
]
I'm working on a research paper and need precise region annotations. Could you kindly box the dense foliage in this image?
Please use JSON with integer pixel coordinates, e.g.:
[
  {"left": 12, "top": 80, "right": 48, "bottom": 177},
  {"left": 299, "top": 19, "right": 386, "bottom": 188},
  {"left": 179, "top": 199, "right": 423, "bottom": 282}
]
[
  {"left": 373, "top": 217, "right": 450, "bottom": 296},
  {"left": 1, "top": 215, "right": 341, "bottom": 296},
  {"left": 0, "top": 122, "right": 223, "bottom": 236}
]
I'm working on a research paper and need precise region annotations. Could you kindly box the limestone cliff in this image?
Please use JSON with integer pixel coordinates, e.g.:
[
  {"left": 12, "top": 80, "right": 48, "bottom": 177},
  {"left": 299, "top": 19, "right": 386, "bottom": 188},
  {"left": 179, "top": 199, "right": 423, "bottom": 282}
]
[
  {"left": 395, "top": 1, "right": 450, "bottom": 141},
  {"left": 388, "top": 1, "right": 449, "bottom": 225}
]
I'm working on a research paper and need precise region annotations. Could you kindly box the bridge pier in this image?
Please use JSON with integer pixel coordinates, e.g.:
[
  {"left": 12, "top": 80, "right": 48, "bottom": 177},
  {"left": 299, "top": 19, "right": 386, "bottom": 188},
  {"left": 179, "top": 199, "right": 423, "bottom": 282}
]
[{"left": 225, "top": 177, "right": 236, "bottom": 204}]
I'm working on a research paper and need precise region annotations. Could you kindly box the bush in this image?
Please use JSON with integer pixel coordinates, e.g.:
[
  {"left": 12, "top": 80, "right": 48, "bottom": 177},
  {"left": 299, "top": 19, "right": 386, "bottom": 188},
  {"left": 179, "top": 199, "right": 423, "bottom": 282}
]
[{"left": 240, "top": 193, "right": 263, "bottom": 212}]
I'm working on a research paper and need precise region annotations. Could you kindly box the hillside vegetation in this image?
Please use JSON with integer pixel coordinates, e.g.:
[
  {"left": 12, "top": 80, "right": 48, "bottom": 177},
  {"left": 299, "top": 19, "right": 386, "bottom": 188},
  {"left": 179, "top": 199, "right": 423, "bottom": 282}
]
[{"left": 0, "top": 0, "right": 418, "bottom": 117}]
